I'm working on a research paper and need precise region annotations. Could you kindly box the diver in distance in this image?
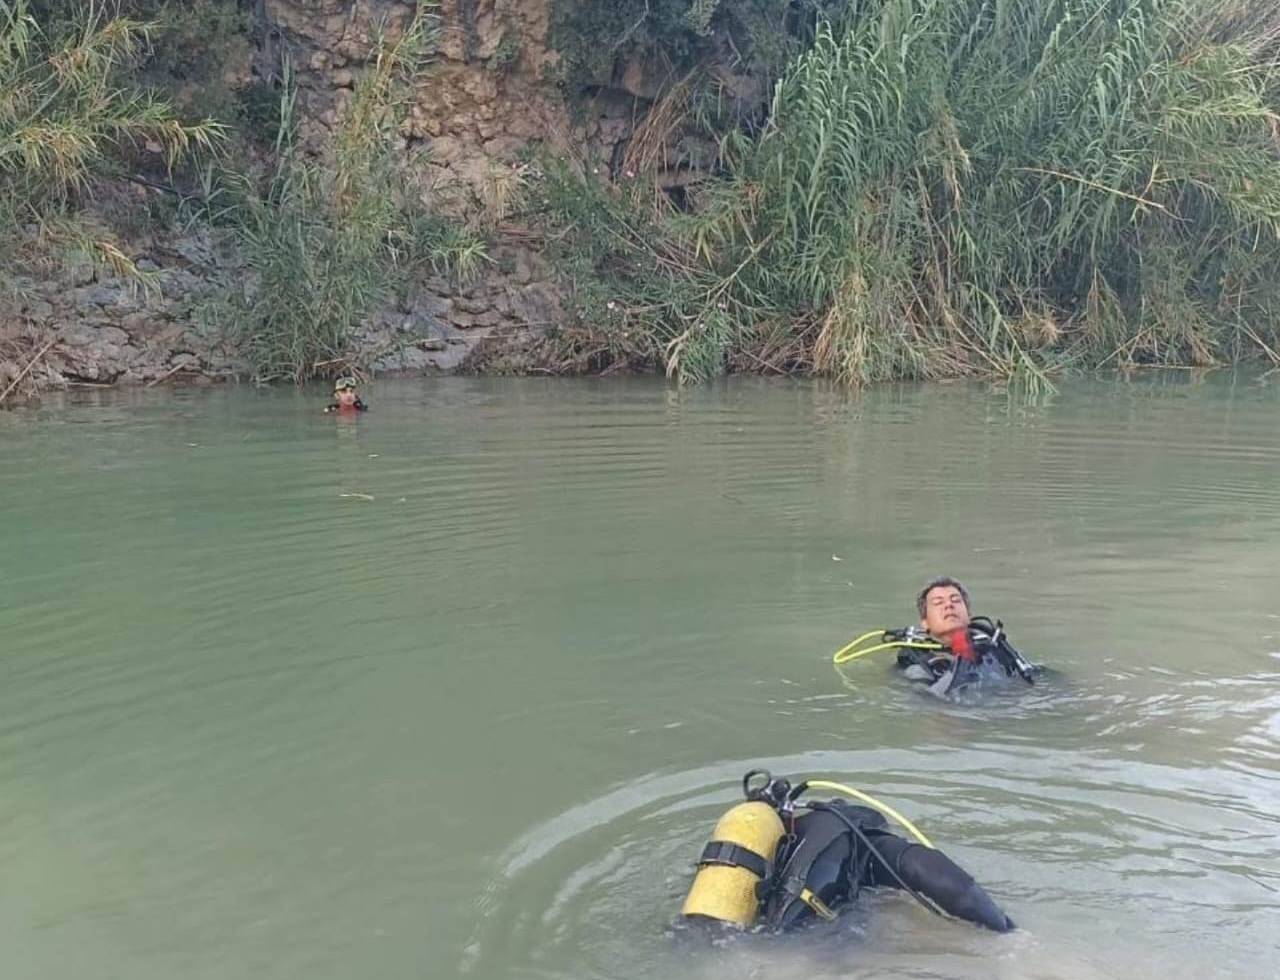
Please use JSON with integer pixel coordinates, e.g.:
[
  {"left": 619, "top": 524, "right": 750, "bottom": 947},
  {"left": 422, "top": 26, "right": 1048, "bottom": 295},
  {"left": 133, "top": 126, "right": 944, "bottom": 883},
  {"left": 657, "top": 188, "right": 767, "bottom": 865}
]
[
  {"left": 324, "top": 376, "right": 369, "bottom": 414},
  {"left": 678, "top": 770, "right": 1015, "bottom": 935},
  {"left": 833, "top": 576, "right": 1040, "bottom": 697}
]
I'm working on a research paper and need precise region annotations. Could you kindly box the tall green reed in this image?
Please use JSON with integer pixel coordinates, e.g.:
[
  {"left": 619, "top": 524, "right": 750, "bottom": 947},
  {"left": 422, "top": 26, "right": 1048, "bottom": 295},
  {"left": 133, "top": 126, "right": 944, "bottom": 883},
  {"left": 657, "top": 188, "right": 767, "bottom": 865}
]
[{"left": 545, "top": 0, "right": 1280, "bottom": 383}]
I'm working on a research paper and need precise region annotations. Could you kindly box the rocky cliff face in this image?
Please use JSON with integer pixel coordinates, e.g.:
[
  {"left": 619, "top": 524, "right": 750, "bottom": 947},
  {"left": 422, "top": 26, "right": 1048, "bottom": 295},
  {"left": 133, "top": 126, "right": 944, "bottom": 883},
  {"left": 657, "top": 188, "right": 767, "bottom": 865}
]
[
  {"left": 2, "top": 221, "right": 242, "bottom": 398},
  {"left": 1, "top": 0, "right": 685, "bottom": 400},
  {"left": 264, "top": 0, "right": 573, "bottom": 372},
  {"left": 269, "top": 0, "right": 706, "bottom": 191},
  {"left": 272, "top": 1, "right": 570, "bottom": 183}
]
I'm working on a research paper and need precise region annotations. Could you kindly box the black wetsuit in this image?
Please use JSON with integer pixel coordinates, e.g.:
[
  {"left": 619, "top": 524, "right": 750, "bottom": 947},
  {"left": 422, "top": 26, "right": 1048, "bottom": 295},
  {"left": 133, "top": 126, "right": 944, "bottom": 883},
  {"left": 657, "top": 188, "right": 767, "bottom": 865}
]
[{"left": 762, "top": 800, "right": 1014, "bottom": 933}]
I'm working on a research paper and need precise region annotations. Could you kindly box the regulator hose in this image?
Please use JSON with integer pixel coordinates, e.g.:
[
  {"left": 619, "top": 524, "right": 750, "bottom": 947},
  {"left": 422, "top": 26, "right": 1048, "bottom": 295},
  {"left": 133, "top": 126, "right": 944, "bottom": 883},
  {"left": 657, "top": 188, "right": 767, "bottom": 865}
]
[
  {"left": 833, "top": 630, "right": 942, "bottom": 666},
  {"left": 801, "top": 779, "right": 935, "bottom": 849}
]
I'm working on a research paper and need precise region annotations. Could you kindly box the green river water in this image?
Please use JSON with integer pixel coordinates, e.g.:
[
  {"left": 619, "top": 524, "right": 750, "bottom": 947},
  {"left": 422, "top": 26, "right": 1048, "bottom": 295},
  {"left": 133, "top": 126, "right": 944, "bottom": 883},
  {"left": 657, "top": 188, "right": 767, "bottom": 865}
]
[{"left": 2, "top": 375, "right": 1278, "bottom": 980}]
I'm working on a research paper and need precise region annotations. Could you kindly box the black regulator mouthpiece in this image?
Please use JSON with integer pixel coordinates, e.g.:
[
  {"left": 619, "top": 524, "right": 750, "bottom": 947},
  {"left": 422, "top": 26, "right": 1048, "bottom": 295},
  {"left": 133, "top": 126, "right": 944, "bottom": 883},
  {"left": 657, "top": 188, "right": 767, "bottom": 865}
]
[
  {"left": 743, "top": 769, "right": 791, "bottom": 808},
  {"left": 743, "top": 769, "right": 809, "bottom": 810}
]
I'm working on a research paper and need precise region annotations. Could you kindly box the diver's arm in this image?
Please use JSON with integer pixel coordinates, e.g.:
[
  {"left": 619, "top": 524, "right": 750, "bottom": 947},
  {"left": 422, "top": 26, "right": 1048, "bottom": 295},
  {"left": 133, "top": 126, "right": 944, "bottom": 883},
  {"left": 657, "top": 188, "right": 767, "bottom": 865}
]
[{"left": 865, "top": 833, "right": 1016, "bottom": 932}]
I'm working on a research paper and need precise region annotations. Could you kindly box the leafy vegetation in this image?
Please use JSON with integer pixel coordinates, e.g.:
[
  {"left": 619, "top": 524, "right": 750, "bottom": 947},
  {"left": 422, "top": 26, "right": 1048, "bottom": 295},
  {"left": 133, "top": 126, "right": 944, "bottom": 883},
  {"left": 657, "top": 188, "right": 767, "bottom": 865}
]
[
  {"left": 542, "top": 0, "right": 1280, "bottom": 383},
  {"left": 0, "top": 0, "right": 222, "bottom": 284},
  {"left": 7, "top": 0, "right": 1280, "bottom": 390},
  {"left": 548, "top": 0, "right": 839, "bottom": 88},
  {"left": 209, "top": 8, "right": 487, "bottom": 383}
]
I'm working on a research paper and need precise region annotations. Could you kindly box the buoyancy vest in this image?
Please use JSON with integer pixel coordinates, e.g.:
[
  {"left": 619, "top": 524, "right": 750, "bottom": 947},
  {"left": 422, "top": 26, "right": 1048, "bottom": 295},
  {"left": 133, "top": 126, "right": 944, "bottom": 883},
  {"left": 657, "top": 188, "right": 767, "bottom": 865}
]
[
  {"left": 761, "top": 802, "right": 888, "bottom": 930},
  {"left": 896, "top": 618, "right": 1032, "bottom": 692}
]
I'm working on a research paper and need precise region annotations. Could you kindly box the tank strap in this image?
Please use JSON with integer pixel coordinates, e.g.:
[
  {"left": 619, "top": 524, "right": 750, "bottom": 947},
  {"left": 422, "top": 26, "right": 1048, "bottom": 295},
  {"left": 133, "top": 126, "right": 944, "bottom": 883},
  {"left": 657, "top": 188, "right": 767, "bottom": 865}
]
[{"left": 699, "top": 840, "right": 768, "bottom": 878}]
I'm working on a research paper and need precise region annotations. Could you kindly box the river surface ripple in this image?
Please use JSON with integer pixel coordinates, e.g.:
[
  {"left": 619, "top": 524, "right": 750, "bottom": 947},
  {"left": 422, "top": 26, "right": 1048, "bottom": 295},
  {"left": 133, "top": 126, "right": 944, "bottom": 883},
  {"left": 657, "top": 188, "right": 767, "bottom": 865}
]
[{"left": 2, "top": 375, "right": 1278, "bottom": 979}]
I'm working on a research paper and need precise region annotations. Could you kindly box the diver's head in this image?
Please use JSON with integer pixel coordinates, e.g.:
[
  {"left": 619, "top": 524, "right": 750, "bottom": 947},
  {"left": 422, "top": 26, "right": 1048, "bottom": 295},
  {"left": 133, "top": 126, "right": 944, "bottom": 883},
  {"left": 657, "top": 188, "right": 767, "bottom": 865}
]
[
  {"left": 917, "top": 576, "right": 971, "bottom": 639},
  {"left": 334, "top": 376, "right": 359, "bottom": 407}
]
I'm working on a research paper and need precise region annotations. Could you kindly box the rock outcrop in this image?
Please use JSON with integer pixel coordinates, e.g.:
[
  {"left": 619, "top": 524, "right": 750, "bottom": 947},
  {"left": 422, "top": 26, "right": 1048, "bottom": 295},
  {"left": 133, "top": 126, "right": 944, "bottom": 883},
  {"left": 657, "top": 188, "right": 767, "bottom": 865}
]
[
  {"left": 2, "top": 0, "right": 693, "bottom": 397},
  {"left": 1, "top": 229, "right": 242, "bottom": 399}
]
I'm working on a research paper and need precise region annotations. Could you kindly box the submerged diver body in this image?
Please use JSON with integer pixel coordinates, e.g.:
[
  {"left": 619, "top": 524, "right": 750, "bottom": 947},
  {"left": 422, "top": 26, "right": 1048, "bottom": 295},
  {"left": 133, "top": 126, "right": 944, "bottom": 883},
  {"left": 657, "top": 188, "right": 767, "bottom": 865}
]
[
  {"left": 892, "top": 576, "right": 1039, "bottom": 697},
  {"left": 680, "top": 771, "right": 1015, "bottom": 935}
]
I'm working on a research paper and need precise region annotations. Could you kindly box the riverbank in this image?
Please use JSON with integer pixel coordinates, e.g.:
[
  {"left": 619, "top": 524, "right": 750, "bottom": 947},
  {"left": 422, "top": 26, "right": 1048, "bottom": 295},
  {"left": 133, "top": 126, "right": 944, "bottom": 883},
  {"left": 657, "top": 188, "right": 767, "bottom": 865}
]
[
  {"left": 5, "top": 1, "right": 1280, "bottom": 404},
  {"left": 0, "top": 222, "right": 564, "bottom": 405},
  {"left": 5, "top": 265, "right": 1278, "bottom": 406}
]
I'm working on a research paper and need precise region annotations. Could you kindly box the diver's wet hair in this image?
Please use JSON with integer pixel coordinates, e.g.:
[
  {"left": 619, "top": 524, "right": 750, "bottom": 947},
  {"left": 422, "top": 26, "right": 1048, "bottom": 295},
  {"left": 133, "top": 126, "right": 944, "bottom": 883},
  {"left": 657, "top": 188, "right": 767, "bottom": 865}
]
[{"left": 916, "top": 576, "right": 971, "bottom": 618}]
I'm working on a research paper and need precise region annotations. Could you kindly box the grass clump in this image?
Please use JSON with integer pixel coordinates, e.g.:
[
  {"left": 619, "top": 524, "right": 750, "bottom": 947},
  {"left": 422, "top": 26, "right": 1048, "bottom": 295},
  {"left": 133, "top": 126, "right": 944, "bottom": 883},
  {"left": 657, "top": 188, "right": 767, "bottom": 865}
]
[
  {"left": 540, "top": 0, "right": 1280, "bottom": 384},
  {"left": 0, "top": 0, "right": 222, "bottom": 284},
  {"left": 529, "top": 154, "right": 725, "bottom": 374},
  {"left": 725, "top": 0, "right": 1280, "bottom": 384}
]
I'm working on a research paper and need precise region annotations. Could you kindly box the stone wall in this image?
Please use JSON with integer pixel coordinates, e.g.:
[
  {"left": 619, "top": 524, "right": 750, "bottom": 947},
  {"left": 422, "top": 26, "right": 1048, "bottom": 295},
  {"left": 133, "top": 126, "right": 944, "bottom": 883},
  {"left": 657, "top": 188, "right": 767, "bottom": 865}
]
[
  {"left": 356, "top": 244, "right": 563, "bottom": 375},
  {"left": 1, "top": 229, "right": 242, "bottom": 399}
]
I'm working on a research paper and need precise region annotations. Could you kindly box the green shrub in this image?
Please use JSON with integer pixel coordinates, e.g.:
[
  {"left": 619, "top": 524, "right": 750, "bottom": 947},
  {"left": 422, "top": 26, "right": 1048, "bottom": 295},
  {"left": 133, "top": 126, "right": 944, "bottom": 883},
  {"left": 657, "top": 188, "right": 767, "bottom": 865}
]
[
  {"left": 0, "top": 0, "right": 222, "bottom": 282},
  {"left": 540, "top": 0, "right": 1280, "bottom": 383}
]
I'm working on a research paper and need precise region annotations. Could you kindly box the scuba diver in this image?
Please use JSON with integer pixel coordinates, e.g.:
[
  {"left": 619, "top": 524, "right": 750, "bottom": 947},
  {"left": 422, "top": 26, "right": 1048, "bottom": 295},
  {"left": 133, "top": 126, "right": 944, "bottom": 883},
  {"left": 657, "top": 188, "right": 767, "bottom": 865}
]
[
  {"left": 324, "top": 376, "right": 368, "bottom": 414},
  {"left": 833, "top": 576, "right": 1040, "bottom": 697},
  {"left": 680, "top": 770, "right": 1015, "bottom": 935}
]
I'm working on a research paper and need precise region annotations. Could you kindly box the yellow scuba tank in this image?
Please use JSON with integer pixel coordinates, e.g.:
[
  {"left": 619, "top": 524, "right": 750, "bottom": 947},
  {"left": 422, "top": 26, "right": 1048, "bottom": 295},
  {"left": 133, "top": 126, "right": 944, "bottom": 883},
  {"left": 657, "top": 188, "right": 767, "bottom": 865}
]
[{"left": 680, "top": 800, "right": 786, "bottom": 926}]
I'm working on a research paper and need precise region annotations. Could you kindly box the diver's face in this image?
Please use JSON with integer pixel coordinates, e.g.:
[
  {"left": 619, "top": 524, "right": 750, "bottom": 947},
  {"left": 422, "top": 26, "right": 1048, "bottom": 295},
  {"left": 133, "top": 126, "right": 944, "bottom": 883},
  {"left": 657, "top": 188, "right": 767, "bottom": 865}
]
[
  {"left": 335, "top": 387, "right": 358, "bottom": 406},
  {"left": 921, "top": 586, "right": 970, "bottom": 638}
]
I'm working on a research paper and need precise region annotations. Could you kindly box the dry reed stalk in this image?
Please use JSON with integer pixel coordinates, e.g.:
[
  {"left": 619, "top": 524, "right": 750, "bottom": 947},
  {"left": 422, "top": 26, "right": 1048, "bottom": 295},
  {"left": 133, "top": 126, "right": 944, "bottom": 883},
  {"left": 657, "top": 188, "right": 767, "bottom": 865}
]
[{"left": 0, "top": 338, "right": 55, "bottom": 404}]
